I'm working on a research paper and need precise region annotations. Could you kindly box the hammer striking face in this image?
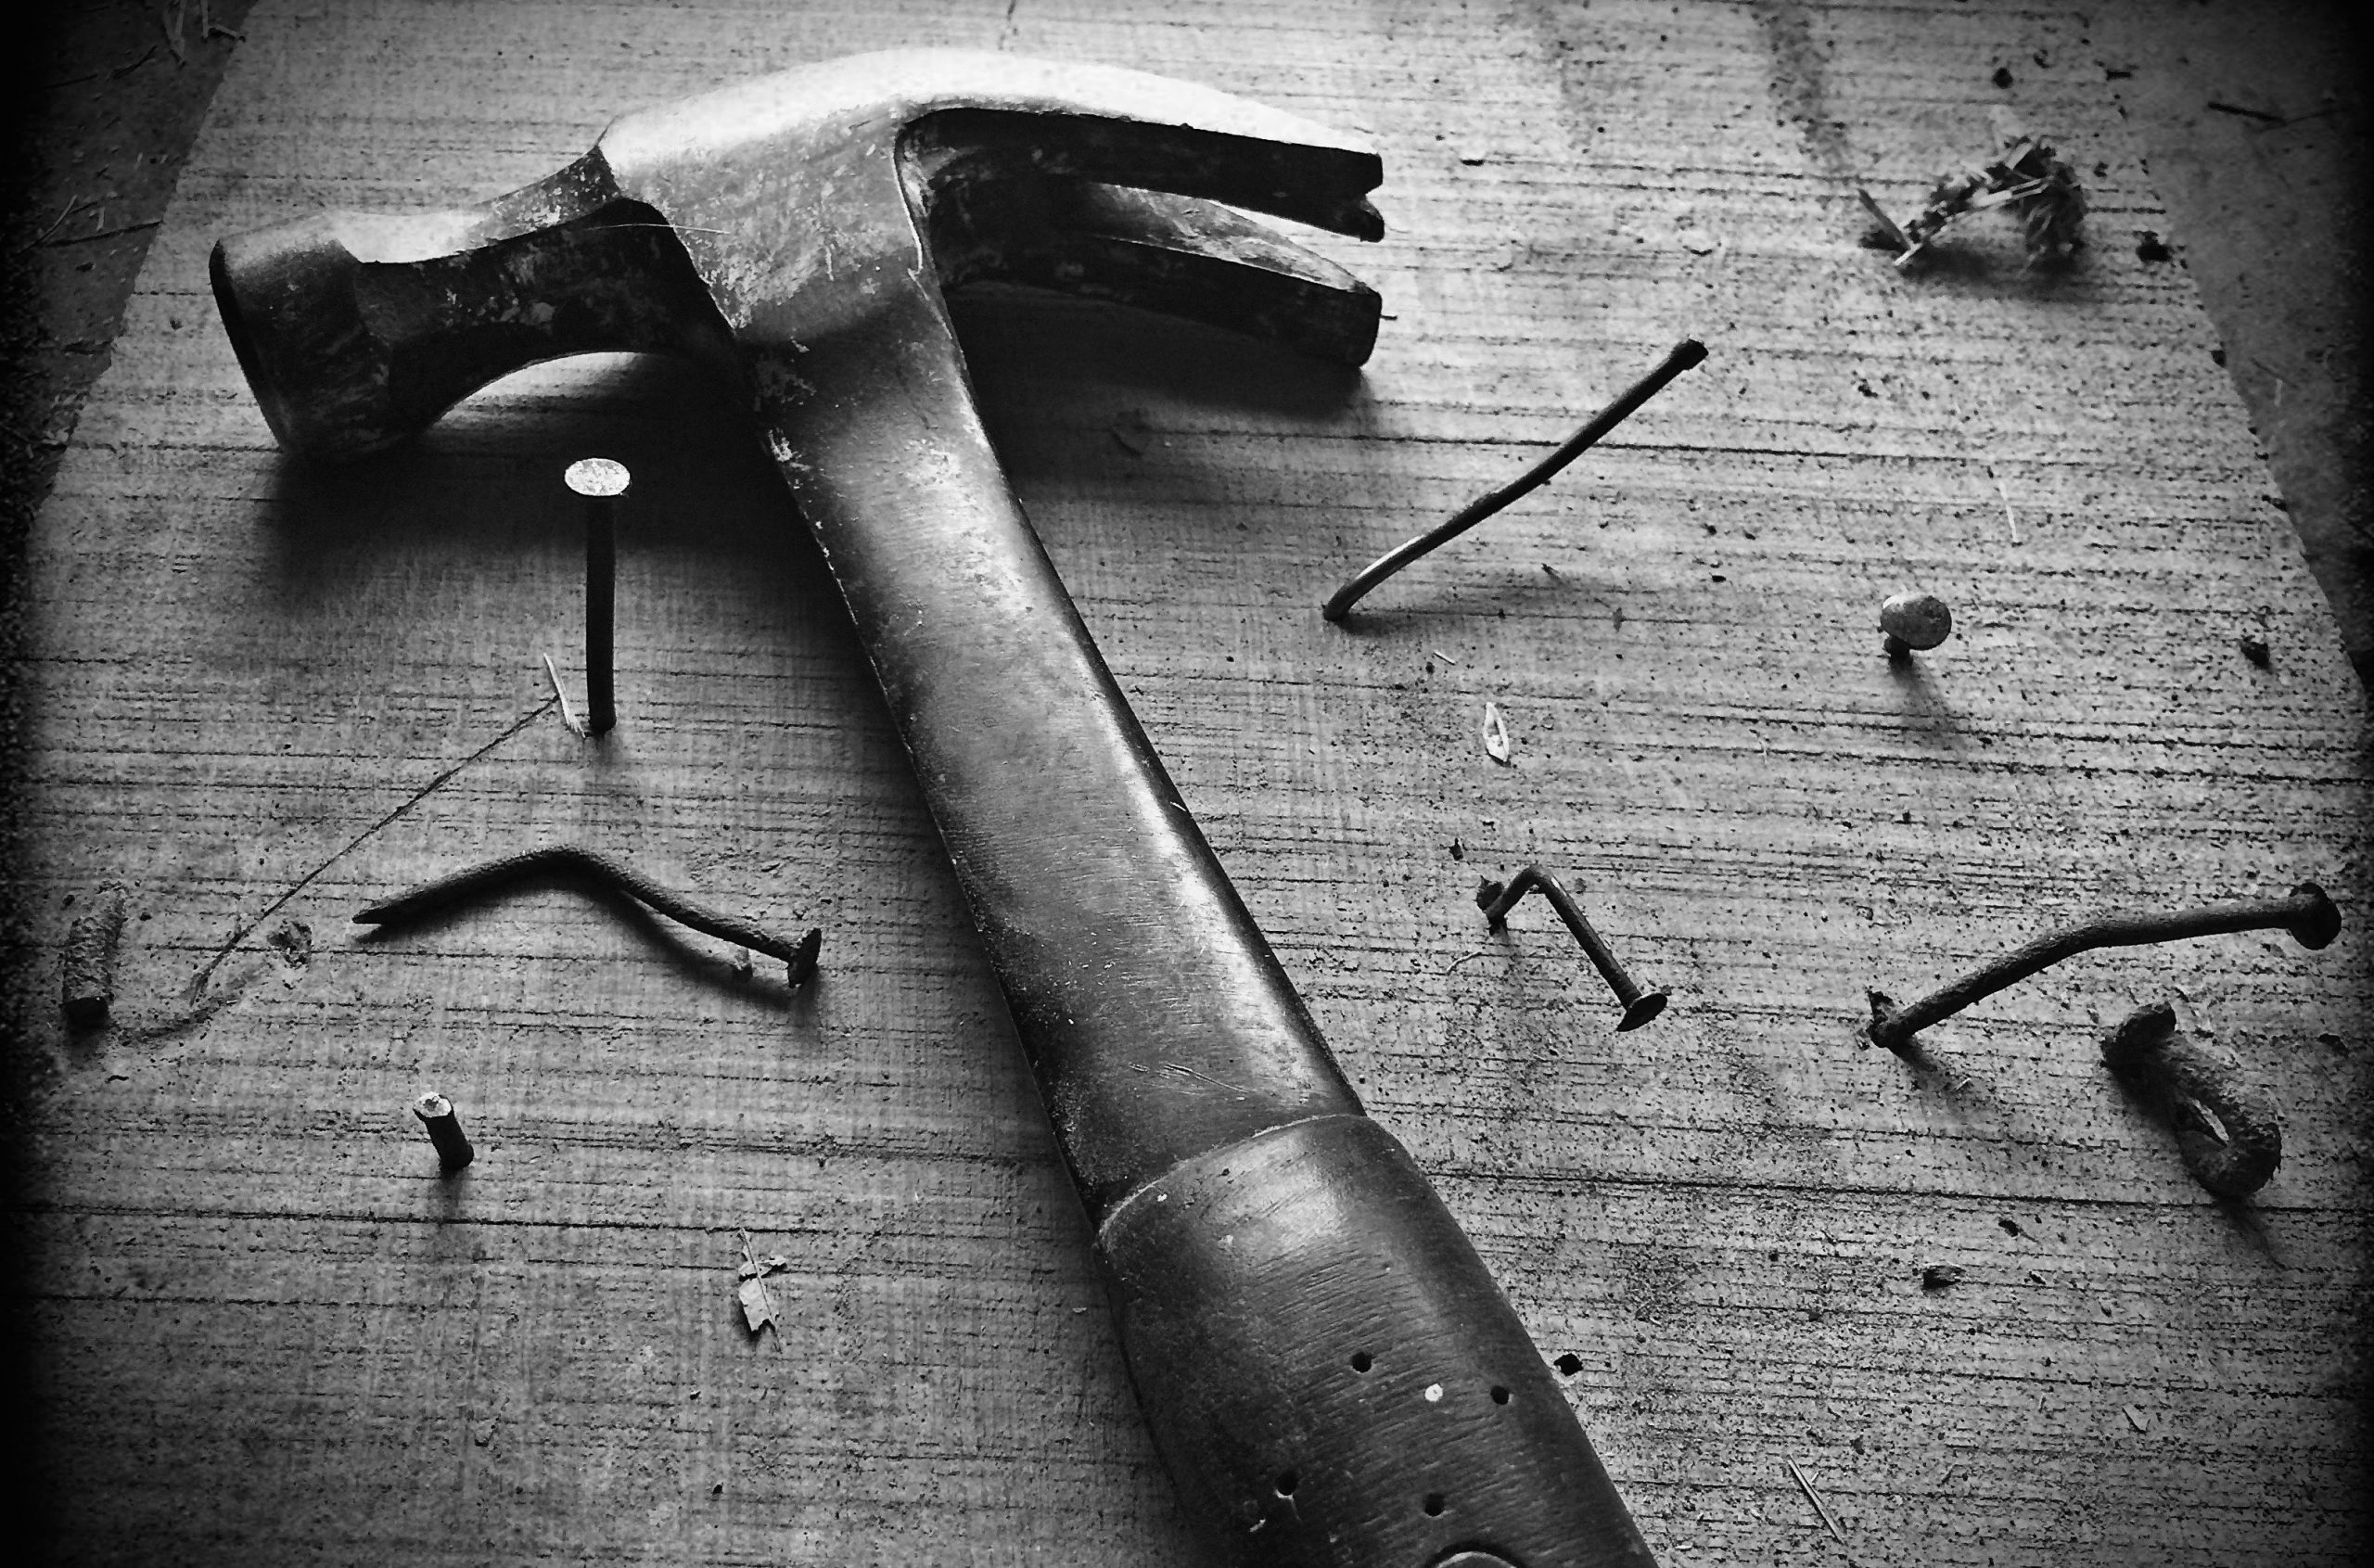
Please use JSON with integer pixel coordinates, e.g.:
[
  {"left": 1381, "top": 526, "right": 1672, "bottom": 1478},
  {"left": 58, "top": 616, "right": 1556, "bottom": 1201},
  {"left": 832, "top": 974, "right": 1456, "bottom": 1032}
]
[{"left": 212, "top": 49, "right": 1657, "bottom": 1568}]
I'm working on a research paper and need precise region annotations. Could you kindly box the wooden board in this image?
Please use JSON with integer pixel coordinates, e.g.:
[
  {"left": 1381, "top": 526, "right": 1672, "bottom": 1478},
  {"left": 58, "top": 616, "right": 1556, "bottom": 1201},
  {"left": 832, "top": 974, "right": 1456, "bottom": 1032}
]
[{"left": 13, "top": 1, "right": 2368, "bottom": 1562}]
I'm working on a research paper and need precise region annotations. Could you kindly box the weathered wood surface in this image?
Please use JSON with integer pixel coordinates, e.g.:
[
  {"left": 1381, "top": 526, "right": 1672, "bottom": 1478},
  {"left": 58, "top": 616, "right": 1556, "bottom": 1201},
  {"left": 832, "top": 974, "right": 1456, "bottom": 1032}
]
[{"left": 11, "top": 1, "right": 2368, "bottom": 1563}]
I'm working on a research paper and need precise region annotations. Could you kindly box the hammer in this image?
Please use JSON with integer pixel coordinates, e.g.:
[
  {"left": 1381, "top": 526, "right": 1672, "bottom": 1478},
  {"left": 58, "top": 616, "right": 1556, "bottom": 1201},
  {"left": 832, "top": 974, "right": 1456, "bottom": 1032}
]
[{"left": 211, "top": 49, "right": 1656, "bottom": 1568}]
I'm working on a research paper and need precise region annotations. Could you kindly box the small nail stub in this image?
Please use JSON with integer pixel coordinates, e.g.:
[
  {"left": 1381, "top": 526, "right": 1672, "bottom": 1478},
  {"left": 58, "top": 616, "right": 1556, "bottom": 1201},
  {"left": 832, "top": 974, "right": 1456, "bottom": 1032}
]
[
  {"left": 60, "top": 883, "right": 129, "bottom": 1028},
  {"left": 1879, "top": 592, "right": 1952, "bottom": 656},
  {"left": 414, "top": 1091, "right": 475, "bottom": 1173},
  {"left": 2100, "top": 1000, "right": 2280, "bottom": 1197},
  {"left": 566, "top": 458, "right": 629, "bottom": 737},
  {"left": 1868, "top": 881, "right": 2342, "bottom": 1053},
  {"left": 1477, "top": 864, "right": 1668, "bottom": 1030}
]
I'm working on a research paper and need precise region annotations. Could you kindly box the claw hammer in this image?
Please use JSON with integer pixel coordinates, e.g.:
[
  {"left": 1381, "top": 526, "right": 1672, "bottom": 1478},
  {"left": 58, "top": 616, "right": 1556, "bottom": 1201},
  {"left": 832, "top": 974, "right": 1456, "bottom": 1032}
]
[{"left": 209, "top": 48, "right": 1657, "bottom": 1568}]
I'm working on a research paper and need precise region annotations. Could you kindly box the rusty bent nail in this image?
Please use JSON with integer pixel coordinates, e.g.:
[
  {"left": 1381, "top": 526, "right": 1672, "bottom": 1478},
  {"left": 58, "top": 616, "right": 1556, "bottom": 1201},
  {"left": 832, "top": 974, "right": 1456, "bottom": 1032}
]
[
  {"left": 413, "top": 1091, "right": 474, "bottom": 1173},
  {"left": 1477, "top": 864, "right": 1669, "bottom": 1031},
  {"left": 1321, "top": 338, "right": 1706, "bottom": 622},
  {"left": 1868, "top": 881, "right": 2341, "bottom": 1053},
  {"left": 566, "top": 458, "right": 629, "bottom": 735},
  {"left": 354, "top": 845, "right": 821, "bottom": 988},
  {"left": 210, "top": 49, "right": 1654, "bottom": 1562}
]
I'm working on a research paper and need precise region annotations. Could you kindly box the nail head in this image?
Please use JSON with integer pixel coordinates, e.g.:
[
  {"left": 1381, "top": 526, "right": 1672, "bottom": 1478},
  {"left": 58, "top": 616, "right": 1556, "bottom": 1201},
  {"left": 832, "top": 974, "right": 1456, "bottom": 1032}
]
[
  {"left": 566, "top": 457, "right": 631, "bottom": 497},
  {"left": 1616, "top": 990, "right": 1669, "bottom": 1031},
  {"left": 1879, "top": 592, "right": 1953, "bottom": 651},
  {"left": 2288, "top": 881, "right": 2342, "bottom": 950}
]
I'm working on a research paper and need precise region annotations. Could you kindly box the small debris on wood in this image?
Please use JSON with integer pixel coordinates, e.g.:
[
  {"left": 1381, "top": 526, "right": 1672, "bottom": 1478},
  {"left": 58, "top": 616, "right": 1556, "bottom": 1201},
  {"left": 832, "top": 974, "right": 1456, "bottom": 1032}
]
[
  {"left": 1920, "top": 1264, "right": 1964, "bottom": 1291},
  {"left": 543, "top": 653, "right": 587, "bottom": 736},
  {"left": 2238, "top": 634, "right": 2271, "bottom": 668},
  {"left": 471, "top": 1418, "right": 496, "bottom": 1447},
  {"left": 2123, "top": 1404, "right": 2151, "bottom": 1433},
  {"left": 1449, "top": 838, "right": 1465, "bottom": 861},
  {"left": 2205, "top": 98, "right": 2287, "bottom": 125},
  {"left": 2136, "top": 230, "right": 2172, "bottom": 262},
  {"left": 1481, "top": 702, "right": 1512, "bottom": 764},
  {"left": 265, "top": 917, "right": 313, "bottom": 969},
  {"left": 1859, "top": 134, "right": 2085, "bottom": 271},
  {"left": 1783, "top": 1458, "right": 1850, "bottom": 1548},
  {"left": 1108, "top": 409, "right": 1152, "bottom": 455},
  {"left": 736, "top": 1238, "right": 790, "bottom": 1339},
  {"left": 61, "top": 883, "right": 129, "bottom": 1028}
]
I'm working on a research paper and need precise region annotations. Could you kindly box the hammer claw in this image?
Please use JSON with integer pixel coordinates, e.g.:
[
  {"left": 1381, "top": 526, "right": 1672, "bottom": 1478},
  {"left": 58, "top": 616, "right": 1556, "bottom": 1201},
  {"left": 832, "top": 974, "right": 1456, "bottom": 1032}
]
[{"left": 934, "top": 177, "right": 1382, "bottom": 365}]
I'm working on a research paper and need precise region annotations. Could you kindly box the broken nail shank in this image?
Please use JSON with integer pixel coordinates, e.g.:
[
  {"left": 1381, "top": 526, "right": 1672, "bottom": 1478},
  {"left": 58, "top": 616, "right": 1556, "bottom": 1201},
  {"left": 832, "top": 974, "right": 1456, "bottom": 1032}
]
[
  {"left": 567, "top": 458, "right": 627, "bottom": 736},
  {"left": 1869, "top": 882, "right": 2340, "bottom": 1052},
  {"left": 413, "top": 1091, "right": 474, "bottom": 1172},
  {"left": 213, "top": 51, "right": 1653, "bottom": 1564},
  {"left": 1321, "top": 338, "right": 1706, "bottom": 621},
  {"left": 60, "top": 883, "right": 129, "bottom": 1027},
  {"left": 2100, "top": 1000, "right": 2281, "bottom": 1197},
  {"left": 1478, "top": 864, "right": 1668, "bottom": 1030}
]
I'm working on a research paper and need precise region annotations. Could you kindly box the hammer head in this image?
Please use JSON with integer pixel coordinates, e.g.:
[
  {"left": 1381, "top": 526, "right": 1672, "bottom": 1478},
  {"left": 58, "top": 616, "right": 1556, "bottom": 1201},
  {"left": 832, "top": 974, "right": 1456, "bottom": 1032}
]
[{"left": 211, "top": 49, "right": 1384, "bottom": 460}]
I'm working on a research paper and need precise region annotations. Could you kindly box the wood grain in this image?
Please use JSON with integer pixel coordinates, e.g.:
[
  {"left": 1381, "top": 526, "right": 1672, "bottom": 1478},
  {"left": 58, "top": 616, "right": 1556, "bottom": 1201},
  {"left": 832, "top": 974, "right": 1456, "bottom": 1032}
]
[{"left": 11, "top": 1, "right": 2367, "bottom": 1563}]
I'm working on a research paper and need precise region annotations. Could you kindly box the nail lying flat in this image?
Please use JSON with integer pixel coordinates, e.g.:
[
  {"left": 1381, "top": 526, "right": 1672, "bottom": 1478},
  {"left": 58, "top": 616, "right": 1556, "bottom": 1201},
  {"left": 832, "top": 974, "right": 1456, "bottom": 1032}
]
[{"left": 1869, "top": 882, "right": 2341, "bottom": 1052}]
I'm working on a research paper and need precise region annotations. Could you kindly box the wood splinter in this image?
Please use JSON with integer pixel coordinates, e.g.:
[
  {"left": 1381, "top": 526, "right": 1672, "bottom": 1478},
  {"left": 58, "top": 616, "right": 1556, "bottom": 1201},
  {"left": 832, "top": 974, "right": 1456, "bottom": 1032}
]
[{"left": 355, "top": 846, "right": 821, "bottom": 986}]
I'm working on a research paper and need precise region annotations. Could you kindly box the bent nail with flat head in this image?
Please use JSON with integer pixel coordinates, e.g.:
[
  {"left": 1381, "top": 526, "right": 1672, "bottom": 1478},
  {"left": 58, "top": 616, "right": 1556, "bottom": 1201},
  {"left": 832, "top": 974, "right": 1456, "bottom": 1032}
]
[
  {"left": 1869, "top": 881, "right": 2341, "bottom": 1052},
  {"left": 1477, "top": 864, "right": 1669, "bottom": 1031}
]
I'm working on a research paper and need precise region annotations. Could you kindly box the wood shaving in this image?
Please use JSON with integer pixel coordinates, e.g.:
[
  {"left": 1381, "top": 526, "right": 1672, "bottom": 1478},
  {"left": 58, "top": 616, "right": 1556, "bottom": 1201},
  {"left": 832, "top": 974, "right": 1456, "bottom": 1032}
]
[{"left": 1482, "top": 701, "right": 1512, "bottom": 764}]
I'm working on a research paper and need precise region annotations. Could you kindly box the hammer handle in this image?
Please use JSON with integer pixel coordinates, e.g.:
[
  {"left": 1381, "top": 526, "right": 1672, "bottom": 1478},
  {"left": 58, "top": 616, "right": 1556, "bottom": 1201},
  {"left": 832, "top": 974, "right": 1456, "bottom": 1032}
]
[
  {"left": 759, "top": 292, "right": 1656, "bottom": 1567},
  {"left": 764, "top": 291, "right": 1363, "bottom": 1226}
]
